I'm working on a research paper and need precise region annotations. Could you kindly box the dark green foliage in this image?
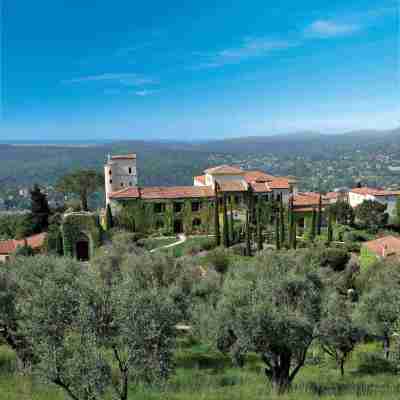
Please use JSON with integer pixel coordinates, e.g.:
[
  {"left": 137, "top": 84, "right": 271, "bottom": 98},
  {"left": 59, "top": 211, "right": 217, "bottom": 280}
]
[
  {"left": 315, "top": 247, "right": 351, "bottom": 272},
  {"left": 56, "top": 169, "right": 104, "bottom": 211},
  {"left": 358, "top": 353, "right": 398, "bottom": 375},
  {"left": 222, "top": 195, "right": 229, "bottom": 248},
  {"left": 207, "top": 247, "right": 230, "bottom": 280},
  {"left": 30, "top": 184, "right": 50, "bottom": 233},
  {"left": 229, "top": 197, "right": 234, "bottom": 244},
  {"left": 279, "top": 199, "right": 285, "bottom": 246},
  {"left": 14, "top": 245, "right": 34, "bottom": 257},
  {"left": 327, "top": 209, "right": 334, "bottom": 244},
  {"left": 256, "top": 203, "right": 263, "bottom": 252},
  {"left": 317, "top": 194, "right": 322, "bottom": 236},
  {"left": 14, "top": 214, "right": 35, "bottom": 240},
  {"left": 310, "top": 208, "right": 317, "bottom": 241},
  {"left": 355, "top": 200, "right": 389, "bottom": 233},
  {"left": 275, "top": 210, "right": 281, "bottom": 250},
  {"left": 214, "top": 185, "right": 221, "bottom": 247},
  {"left": 329, "top": 201, "right": 355, "bottom": 226},
  {"left": 105, "top": 204, "right": 114, "bottom": 231}
]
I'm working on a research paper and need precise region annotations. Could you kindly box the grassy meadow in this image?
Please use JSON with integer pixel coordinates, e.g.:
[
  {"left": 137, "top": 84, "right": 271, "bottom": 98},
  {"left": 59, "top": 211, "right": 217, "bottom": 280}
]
[{"left": 1, "top": 339, "right": 399, "bottom": 400}]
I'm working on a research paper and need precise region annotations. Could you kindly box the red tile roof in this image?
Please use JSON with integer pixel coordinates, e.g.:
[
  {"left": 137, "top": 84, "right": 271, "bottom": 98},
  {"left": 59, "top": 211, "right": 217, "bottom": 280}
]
[
  {"left": 243, "top": 170, "right": 275, "bottom": 183},
  {"left": 293, "top": 192, "right": 327, "bottom": 211},
  {"left": 267, "top": 178, "right": 291, "bottom": 190},
  {"left": 216, "top": 180, "right": 248, "bottom": 192},
  {"left": 110, "top": 186, "right": 214, "bottom": 200},
  {"left": 363, "top": 236, "right": 400, "bottom": 258},
  {"left": 0, "top": 233, "right": 47, "bottom": 255},
  {"left": 250, "top": 182, "right": 273, "bottom": 193}
]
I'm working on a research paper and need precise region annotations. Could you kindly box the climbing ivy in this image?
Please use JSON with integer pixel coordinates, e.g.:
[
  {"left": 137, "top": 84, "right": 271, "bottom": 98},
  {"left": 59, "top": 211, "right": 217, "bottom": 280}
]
[{"left": 62, "top": 212, "right": 102, "bottom": 258}]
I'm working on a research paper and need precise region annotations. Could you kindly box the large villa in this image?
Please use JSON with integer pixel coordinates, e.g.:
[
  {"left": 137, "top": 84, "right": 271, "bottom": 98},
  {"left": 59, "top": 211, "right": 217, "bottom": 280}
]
[{"left": 104, "top": 154, "right": 330, "bottom": 235}]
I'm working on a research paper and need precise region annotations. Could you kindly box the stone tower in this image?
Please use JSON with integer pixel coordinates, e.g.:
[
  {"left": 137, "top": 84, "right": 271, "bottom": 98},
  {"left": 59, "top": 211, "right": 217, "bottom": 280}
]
[{"left": 104, "top": 154, "right": 137, "bottom": 204}]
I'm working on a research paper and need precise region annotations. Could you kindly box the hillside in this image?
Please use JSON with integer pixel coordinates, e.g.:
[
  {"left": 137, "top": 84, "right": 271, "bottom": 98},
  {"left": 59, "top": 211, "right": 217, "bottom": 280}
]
[{"left": 0, "top": 128, "right": 398, "bottom": 192}]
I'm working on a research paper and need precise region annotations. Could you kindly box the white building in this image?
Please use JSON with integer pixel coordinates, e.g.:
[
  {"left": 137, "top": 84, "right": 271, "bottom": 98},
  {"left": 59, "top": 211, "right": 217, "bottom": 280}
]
[{"left": 349, "top": 187, "right": 400, "bottom": 216}]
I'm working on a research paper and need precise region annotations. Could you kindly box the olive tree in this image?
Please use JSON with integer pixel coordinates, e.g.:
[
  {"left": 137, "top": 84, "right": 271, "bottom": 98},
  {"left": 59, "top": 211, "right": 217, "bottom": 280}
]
[
  {"left": 319, "top": 292, "right": 362, "bottom": 376},
  {"left": 213, "top": 250, "right": 323, "bottom": 394}
]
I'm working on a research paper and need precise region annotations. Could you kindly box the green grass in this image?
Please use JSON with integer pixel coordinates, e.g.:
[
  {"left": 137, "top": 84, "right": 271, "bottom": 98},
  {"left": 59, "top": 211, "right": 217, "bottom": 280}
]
[{"left": 1, "top": 340, "right": 399, "bottom": 400}]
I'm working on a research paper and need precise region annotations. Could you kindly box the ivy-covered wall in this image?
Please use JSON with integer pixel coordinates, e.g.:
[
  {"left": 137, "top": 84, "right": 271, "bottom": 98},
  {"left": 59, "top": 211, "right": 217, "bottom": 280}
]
[
  {"left": 62, "top": 212, "right": 103, "bottom": 259},
  {"left": 111, "top": 197, "right": 231, "bottom": 236}
]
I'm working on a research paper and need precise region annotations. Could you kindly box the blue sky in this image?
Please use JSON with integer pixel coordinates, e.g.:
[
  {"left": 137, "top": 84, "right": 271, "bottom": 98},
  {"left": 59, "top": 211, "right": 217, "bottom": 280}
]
[{"left": 1, "top": 0, "right": 399, "bottom": 141}]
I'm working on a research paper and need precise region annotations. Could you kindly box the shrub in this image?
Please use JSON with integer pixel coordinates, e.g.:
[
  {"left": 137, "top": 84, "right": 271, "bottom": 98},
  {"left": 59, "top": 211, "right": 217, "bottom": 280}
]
[
  {"left": 358, "top": 353, "right": 397, "bottom": 375},
  {"left": 316, "top": 247, "right": 350, "bottom": 272}
]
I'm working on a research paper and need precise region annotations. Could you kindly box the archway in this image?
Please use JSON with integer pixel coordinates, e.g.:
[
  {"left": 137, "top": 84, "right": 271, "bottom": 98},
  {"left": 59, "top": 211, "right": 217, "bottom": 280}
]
[{"left": 76, "top": 233, "right": 90, "bottom": 261}]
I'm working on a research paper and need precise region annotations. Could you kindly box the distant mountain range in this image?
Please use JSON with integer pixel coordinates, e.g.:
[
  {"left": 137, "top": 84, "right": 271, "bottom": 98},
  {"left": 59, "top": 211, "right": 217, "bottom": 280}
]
[{"left": 0, "top": 127, "right": 398, "bottom": 190}]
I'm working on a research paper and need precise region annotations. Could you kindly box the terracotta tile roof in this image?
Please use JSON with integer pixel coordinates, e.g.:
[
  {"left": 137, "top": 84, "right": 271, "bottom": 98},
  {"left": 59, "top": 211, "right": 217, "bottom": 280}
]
[
  {"left": 0, "top": 233, "right": 47, "bottom": 255},
  {"left": 363, "top": 236, "right": 400, "bottom": 258},
  {"left": 293, "top": 192, "right": 327, "bottom": 211},
  {"left": 110, "top": 186, "right": 214, "bottom": 200},
  {"left": 250, "top": 182, "right": 273, "bottom": 193},
  {"left": 194, "top": 175, "right": 206, "bottom": 185},
  {"left": 204, "top": 165, "right": 243, "bottom": 174},
  {"left": 267, "top": 178, "right": 291, "bottom": 190},
  {"left": 350, "top": 187, "right": 400, "bottom": 197},
  {"left": 243, "top": 170, "right": 275, "bottom": 183},
  {"left": 325, "top": 192, "right": 340, "bottom": 200},
  {"left": 216, "top": 180, "right": 248, "bottom": 192}
]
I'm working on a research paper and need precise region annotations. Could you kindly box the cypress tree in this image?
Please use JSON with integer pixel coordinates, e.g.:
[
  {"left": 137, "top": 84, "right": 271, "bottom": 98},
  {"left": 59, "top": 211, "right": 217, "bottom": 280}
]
[
  {"left": 222, "top": 194, "right": 229, "bottom": 248},
  {"left": 279, "top": 197, "right": 285, "bottom": 247},
  {"left": 293, "top": 222, "right": 297, "bottom": 249},
  {"left": 229, "top": 196, "right": 234, "bottom": 244},
  {"left": 327, "top": 209, "right": 333, "bottom": 244},
  {"left": 256, "top": 202, "right": 263, "bottom": 251},
  {"left": 214, "top": 183, "right": 221, "bottom": 246},
  {"left": 317, "top": 193, "right": 323, "bottom": 236},
  {"left": 310, "top": 207, "right": 317, "bottom": 241},
  {"left": 30, "top": 184, "right": 50, "bottom": 233},
  {"left": 245, "top": 207, "right": 252, "bottom": 256},
  {"left": 105, "top": 204, "right": 114, "bottom": 230},
  {"left": 275, "top": 206, "right": 281, "bottom": 250}
]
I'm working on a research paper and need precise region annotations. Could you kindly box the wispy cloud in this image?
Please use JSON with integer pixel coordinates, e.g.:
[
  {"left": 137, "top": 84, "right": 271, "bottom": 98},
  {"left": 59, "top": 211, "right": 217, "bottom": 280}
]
[
  {"left": 193, "top": 37, "right": 296, "bottom": 69},
  {"left": 134, "top": 89, "right": 158, "bottom": 97},
  {"left": 63, "top": 73, "right": 157, "bottom": 86},
  {"left": 304, "top": 20, "right": 362, "bottom": 38}
]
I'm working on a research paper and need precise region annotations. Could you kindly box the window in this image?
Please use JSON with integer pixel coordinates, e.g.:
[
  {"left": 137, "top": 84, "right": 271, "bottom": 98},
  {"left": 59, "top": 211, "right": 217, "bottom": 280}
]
[
  {"left": 109, "top": 170, "right": 112, "bottom": 175},
  {"left": 129, "top": 182, "right": 132, "bottom": 186},
  {"left": 191, "top": 201, "right": 201, "bottom": 212},
  {"left": 154, "top": 203, "right": 165, "bottom": 214},
  {"left": 120, "top": 183, "right": 124, "bottom": 187},
  {"left": 109, "top": 179, "right": 113, "bottom": 184},
  {"left": 174, "top": 202, "right": 183, "bottom": 213},
  {"left": 129, "top": 167, "right": 132, "bottom": 174}
]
